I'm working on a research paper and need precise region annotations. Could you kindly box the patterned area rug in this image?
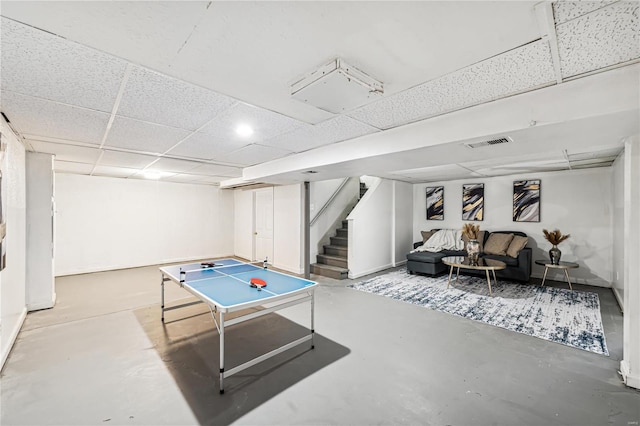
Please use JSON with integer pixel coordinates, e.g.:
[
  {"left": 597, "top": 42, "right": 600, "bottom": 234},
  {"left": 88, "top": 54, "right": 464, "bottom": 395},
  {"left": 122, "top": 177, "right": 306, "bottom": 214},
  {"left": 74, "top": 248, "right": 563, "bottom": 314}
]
[{"left": 349, "top": 270, "right": 609, "bottom": 356}]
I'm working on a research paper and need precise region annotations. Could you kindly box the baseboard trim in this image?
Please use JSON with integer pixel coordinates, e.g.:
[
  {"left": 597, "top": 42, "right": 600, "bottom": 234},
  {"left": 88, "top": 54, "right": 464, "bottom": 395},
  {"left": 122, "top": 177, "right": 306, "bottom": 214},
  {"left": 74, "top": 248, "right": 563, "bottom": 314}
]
[
  {"left": 393, "top": 259, "right": 407, "bottom": 267},
  {"left": 612, "top": 287, "right": 624, "bottom": 312},
  {"left": 348, "top": 263, "right": 393, "bottom": 280},
  {"left": 1, "top": 307, "right": 27, "bottom": 372},
  {"left": 272, "top": 263, "right": 303, "bottom": 275},
  {"left": 55, "top": 254, "right": 236, "bottom": 277},
  {"left": 27, "top": 297, "right": 55, "bottom": 312},
  {"left": 620, "top": 360, "right": 640, "bottom": 389}
]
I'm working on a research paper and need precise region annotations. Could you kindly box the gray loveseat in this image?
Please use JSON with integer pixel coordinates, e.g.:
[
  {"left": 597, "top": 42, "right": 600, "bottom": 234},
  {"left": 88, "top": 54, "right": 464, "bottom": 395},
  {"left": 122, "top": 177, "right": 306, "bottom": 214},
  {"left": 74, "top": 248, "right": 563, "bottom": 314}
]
[{"left": 406, "top": 230, "right": 532, "bottom": 282}]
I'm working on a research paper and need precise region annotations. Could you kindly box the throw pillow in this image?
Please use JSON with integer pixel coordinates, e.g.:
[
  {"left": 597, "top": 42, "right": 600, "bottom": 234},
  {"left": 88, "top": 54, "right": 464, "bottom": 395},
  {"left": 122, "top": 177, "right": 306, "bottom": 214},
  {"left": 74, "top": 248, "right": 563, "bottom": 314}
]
[
  {"left": 461, "top": 230, "right": 486, "bottom": 253},
  {"left": 421, "top": 230, "right": 435, "bottom": 243},
  {"left": 506, "top": 235, "right": 529, "bottom": 258},
  {"left": 484, "top": 233, "right": 515, "bottom": 256}
]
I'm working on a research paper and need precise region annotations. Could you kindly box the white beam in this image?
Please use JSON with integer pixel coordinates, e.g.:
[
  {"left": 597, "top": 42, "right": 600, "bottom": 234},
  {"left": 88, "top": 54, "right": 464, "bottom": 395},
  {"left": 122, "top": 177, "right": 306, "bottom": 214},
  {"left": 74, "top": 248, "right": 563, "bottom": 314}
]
[{"left": 233, "top": 64, "right": 639, "bottom": 185}]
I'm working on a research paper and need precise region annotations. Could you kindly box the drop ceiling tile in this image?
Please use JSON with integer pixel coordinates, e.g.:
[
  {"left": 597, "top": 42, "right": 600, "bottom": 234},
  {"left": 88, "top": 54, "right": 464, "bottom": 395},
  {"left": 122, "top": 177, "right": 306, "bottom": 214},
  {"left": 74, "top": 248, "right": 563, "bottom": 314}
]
[
  {"left": 214, "top": 144, "right": 293, "bottom": 166},
  {"left": 199, "top": 102, "right": 307, "bottom": 142},
  {"left": 162, "top": 173, "right": 225, "bottom": 185},
  {"left": 567, "top": 145, "right": 623, "bottom": 160},
  {"left": 0, "top": 18, "right": 127, "bottom": 112},
  {"left": 1, "top": 91, "right": 109, "bottom": 144},
  {"left": 54, "top": 160, "right": 94, "bottom": 174},
  {"left": 469, "top": 157, "right": 569, "bottom": 176},
  {"left": 197, "top": 176, "right": 226, "bottom": 184},
  {"left": 103, "top": 116, "right": 192, "bottom": 154},
  {"left": 161, "top": 173, "right": 203, "bottom": 183},
  {"left": 28, "top": 140, "right": 101, "bottom": 164},
  {"left": 99, "top": 150, "right": 158, "bottom": 169},
  {"left": 128, "top": 170, "right": 178, "bottom": 181},
  {"left": 461, "top": 150, "right": 566, "bottom": 169},
  {"left": 262, "top": 116, "right": 379, "bottom": 152},
  {"left": 116, "top": 66, "right": 237, "bottom": 130},
  {"left": 348, "top": 40, "right": 556, "bottom": 130},
  {"left": 92, "top": 165, "right": 139, "bottom": 178},
  {"left": 145, "top": 157, "right": 201, "bottom": 173},
  {"left": 165, "top": 131, "right": 247, "bottom": 160},
  {"left": 553, "top": 1, "right": 618, "bottom": 25},
  {"left": 390, "top": 164, "right": 479, "bottom": 182},
  {"left": 556, "top": 2, "right": 640, "bottom": 78},
  {"left": 188, "top": 163, "right": 243, "bottom": 177}
]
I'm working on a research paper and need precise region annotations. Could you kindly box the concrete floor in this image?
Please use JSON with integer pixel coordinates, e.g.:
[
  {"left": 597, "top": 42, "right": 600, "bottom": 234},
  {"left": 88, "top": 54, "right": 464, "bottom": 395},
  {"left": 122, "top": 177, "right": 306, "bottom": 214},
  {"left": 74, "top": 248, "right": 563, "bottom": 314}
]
[{"left": 1, "top": 261, "right": 639, "bottom": 425}]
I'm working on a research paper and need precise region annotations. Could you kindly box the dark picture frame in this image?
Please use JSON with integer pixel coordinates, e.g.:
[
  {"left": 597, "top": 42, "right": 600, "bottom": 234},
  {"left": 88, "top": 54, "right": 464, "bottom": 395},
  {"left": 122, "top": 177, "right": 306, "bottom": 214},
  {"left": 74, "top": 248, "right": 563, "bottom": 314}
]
[
  {"left": 462, "top": 183, "right": 484, "bottom": 221},
  {"left": 426, "top": 186, "right": 444, "bottom": 220},
  {"left": 513, "top": 179, "right": 540, "bottom": 222}
]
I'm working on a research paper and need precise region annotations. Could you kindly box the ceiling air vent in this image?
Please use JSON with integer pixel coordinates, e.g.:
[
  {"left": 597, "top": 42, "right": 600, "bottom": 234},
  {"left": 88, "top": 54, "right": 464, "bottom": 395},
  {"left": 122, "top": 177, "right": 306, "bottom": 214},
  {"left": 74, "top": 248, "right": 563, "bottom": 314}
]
[{"left": 465, "top": 137, "right": 512, "bottom": 149}]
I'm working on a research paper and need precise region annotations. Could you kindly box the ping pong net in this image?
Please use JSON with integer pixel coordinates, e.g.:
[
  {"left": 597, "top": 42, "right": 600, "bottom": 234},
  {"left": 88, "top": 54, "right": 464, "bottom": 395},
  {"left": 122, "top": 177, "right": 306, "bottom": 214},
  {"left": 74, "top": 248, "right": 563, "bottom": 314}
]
[{"left": 179, "top": 263, "right": 262, "bottom": 284}]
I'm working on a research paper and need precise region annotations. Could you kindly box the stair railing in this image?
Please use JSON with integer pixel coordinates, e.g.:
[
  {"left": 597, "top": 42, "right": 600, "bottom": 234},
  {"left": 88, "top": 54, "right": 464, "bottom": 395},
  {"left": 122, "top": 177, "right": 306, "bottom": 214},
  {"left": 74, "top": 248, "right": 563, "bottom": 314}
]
[{"left": 310, "top": 178, "right": 350, "bottom": 226}]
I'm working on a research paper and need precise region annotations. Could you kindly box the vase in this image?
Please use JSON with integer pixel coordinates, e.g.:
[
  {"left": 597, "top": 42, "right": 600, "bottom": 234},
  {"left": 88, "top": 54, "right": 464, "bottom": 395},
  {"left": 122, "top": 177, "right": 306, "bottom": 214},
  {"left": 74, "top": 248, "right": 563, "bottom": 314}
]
[
  {"left": 549, "top": 245, "right": 561, "bottom": 265},
  {"left": 466, "top": 239, "right": 480, "bottom": 265}
]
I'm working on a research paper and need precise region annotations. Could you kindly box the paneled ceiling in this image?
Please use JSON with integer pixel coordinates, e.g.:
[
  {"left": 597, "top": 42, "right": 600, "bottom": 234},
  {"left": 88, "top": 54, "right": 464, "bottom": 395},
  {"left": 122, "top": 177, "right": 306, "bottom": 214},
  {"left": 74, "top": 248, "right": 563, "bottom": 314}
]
[{"left": 0, "top": 1, "right": 638, "bottom": 186}]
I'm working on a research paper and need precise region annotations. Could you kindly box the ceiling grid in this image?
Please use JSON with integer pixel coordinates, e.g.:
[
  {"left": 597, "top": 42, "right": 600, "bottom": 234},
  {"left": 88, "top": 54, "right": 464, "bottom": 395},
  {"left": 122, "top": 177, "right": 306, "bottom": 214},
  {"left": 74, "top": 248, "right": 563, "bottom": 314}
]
[{"left": 0, "top": 1, "right": 637, "bottom": 185}]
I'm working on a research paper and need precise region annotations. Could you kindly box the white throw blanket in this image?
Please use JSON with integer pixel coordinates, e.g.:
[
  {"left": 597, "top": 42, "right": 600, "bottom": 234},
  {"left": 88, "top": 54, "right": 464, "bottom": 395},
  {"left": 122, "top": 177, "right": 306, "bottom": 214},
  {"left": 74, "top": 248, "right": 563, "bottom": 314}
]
[{"left": 411, "top": 229, "right": 464, "bottom": 253}]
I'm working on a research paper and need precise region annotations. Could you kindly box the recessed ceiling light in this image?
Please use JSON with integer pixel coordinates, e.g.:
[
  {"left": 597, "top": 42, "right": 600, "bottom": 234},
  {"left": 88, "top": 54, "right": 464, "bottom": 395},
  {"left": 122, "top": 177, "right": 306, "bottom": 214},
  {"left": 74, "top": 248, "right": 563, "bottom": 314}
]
[
  {"left": 236, "top": 123, "right": 254, "bottom": 137},
  {"left": 143, "top": 172, "right": 161, "bottom": 180}
]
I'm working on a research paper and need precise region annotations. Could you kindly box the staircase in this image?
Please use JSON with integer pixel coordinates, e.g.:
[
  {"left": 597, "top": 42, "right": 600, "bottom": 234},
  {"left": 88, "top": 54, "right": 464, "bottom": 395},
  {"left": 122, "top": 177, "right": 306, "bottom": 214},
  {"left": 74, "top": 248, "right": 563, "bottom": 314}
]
[{"left": 311, "top": 182, "right": 368, "bottom": 280}]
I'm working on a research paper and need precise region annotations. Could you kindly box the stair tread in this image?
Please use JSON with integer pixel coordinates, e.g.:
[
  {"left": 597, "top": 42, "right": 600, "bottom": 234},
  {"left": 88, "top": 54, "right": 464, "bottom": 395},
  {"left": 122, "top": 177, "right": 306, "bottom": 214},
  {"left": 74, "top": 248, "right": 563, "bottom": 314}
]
[
  {"left": 323, "top": 244, "right": 348, "bottom": 250},
  {"left": 312, "top": 263, "right": 348, "bottom": 272},
  {"left": 317, "top": 253, "right": 347, "bottom": 261},
  {"left": 331, "top": 236, "right": 348, "bottom": 240}
]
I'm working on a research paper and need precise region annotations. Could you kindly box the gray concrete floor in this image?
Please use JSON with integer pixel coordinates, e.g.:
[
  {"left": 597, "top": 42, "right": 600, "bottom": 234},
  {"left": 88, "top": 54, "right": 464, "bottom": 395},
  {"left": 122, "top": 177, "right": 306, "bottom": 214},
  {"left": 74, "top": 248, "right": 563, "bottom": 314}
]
[{"left": 1, "top": 261, "right": 639, "bottom": 425}]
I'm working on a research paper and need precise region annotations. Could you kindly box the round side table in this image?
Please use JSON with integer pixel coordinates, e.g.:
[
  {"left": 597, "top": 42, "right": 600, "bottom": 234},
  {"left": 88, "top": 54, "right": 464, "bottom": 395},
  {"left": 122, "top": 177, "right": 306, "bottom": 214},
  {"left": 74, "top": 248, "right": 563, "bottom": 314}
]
[{"left": 535, "top": 260, "right": 579, "bottom": 290}]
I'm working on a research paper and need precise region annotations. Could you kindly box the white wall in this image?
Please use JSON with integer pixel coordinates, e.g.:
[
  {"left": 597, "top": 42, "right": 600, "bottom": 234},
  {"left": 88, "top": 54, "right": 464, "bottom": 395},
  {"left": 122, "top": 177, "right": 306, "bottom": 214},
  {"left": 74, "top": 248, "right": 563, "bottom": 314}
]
[
  {"left": 393, "top": 180, "right": 413, "bottom": 266},
  {"left": 233, "top": 184, "right": 305, "bottom": 274},
  {"left": 273, "top": 184, "right": 303, "bottom": 274},
  {"left": 612, "top": 152, "right": 625, "bottom": 307},
  {"left": 0, "top": 120, "right": 27, "bottom": 370},
  {"left": 348, "top": 178, "right": 394, "bottom": 279},
  {"left": 413, "top": 168, "right": 614, "bottom": 287},
  {"left": 26, "top": 152, "right": 55, "bottom": 310},
  {"left": 55, "top": 174, "right": 234, "bottom": 275},
  {"left": 621, "top": 136, "right": 640, "bottom": 390},
  {"left": 233, "top": 188, "right": 253, "bottom": 261}
]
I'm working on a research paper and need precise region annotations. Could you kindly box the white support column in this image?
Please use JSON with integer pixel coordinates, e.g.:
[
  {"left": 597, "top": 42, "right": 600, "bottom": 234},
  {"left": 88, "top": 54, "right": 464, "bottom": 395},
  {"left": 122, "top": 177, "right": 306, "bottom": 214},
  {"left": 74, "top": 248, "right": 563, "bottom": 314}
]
[
  {"left": 621, "top": 136, "right": 640, "bottom": 389},
  {"left": 25, "top": 152, "right": 55, "bottom": 311}
]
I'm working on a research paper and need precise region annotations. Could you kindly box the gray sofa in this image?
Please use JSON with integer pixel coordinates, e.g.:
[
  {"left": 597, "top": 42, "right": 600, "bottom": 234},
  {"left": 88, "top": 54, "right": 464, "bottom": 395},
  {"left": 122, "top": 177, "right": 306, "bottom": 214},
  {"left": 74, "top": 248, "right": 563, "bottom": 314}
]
[{"left": 406, "top": 230, "right": 532, "bottom": 282}]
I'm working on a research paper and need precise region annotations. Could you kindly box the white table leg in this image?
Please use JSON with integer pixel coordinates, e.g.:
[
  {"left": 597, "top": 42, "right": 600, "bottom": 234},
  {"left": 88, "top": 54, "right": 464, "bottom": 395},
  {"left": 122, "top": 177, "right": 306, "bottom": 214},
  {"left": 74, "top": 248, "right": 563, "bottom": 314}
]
[
  {"left": 541, "top": 267, "right": 549, "bottom": 287},
  {"left": 564, "top": 268, "right": 573, "bottom": 290},
  {"left": 455, "top": 266, "right": 460, "bottom": 283},
  {"left": 447, "top": 265, "right": 454, "bottom": 288},
  {"left": 485, "top": 269, "right": 493, "bottom": 296},
  {"left": 160, "top": 274, "right": 165, "bottom": 323},
  {"left": 311, "top": 291, "right": 315, "bottom": 349},
  {"left": 219, "top": 312, "right": 225, "bottom": 394}
]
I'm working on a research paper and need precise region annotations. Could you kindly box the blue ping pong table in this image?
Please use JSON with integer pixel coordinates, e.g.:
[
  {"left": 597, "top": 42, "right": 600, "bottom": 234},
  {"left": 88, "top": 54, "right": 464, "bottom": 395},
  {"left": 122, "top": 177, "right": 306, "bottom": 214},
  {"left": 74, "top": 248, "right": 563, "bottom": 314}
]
[{"left": 159, "top": 258, "right": 317, "bottom": 394}]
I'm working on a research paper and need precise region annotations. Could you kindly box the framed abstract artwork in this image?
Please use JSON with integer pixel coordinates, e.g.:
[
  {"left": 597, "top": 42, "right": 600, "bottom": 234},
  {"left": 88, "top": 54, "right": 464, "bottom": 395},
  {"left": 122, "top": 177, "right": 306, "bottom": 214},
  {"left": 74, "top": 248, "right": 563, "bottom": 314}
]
[
  {"left": 426, "top": 186, "right": 444, "bottom": 220},
  {"left": 513, "top": 179, "right": 540, "bottom": 222},
  {"left": 462, "top": 183, "right": 484, "bottom": 221}
]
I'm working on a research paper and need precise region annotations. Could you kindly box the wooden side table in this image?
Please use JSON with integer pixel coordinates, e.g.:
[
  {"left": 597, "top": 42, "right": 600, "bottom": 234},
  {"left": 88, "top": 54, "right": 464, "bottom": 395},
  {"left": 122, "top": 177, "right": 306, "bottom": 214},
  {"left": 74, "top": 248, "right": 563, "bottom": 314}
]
[{"left": 535, "top": 260, "right": 579, "bottom": 290}]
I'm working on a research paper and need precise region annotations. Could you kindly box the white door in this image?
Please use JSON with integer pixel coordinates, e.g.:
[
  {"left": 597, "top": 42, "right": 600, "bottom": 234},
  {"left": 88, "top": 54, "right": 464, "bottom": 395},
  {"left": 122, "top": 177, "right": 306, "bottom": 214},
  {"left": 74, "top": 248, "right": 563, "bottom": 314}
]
[{"left": 253, "top": 188, "right": 274, "bottom": 263}]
